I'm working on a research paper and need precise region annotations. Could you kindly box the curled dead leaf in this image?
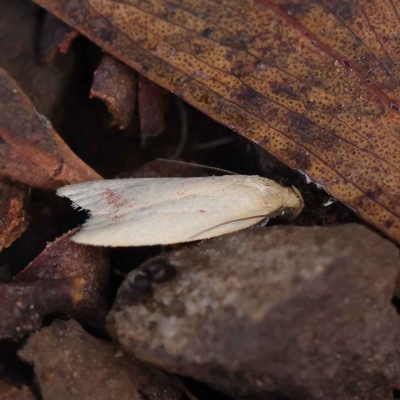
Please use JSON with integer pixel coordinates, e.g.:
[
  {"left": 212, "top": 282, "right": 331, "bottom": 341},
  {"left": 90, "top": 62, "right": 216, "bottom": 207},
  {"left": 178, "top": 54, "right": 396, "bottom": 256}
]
[{"left": 90, "top": 53, "right": 137, "bottom": 129}]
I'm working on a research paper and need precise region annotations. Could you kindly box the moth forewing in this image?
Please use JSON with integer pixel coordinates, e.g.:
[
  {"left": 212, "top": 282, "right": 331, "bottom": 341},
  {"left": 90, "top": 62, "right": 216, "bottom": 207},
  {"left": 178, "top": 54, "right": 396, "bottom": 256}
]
[{"left": 56, "top": 176, "right": 304, "bottom": 247}]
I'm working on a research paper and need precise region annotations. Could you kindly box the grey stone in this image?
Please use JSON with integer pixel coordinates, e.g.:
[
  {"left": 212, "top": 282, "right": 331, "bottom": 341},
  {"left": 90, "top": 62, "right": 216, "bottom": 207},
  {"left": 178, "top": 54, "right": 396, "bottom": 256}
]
[{"left": 108, "top": 224, "right": 400, "bottom": 400}]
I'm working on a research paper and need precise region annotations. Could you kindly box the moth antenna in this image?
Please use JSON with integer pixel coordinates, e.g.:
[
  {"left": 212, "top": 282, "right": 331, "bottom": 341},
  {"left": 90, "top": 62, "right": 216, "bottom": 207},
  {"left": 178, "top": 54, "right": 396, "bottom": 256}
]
[{"left": 155, "top": 158, "right": 237, "bottom": 175}]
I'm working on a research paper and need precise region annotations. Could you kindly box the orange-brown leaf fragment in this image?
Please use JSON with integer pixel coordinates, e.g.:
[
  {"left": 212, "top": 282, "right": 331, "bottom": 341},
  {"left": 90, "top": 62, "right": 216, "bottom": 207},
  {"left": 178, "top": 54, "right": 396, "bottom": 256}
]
[
  {"left": 15, "top": 228, "right": 109, "bottom": 327},
  {"left": 0, "top": 68, "right": 101, "bottom": 189},
  {"left": 0, "top": 179, "right": 29, "bottom": 251},
  {"left": 39, "top": 12, "right": 80, "bottom": 65},
  {"left": 90, "top": 53, "right": 137, "bottom": 129},
  {"left": 138, "top": 75, "right": 165, "bottom": 139},
  {"left": 32, "top": 0, "right": 400, "bottom": 244}
]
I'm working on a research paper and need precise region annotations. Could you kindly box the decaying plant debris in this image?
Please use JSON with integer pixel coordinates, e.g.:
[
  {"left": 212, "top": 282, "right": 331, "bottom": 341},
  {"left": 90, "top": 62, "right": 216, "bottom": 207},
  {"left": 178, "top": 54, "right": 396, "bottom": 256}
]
[
  {"left": 1, "top": 0, "right": 400, "bottom": 399},
  {"left": 0, "top": 277, "right": 84, "bottom": 340},
  {"left": 15, "top": 228, "right": 110, "bottom": 326},
  {"left": 0, "top": 179, "right": 29, "bottom": 252}
]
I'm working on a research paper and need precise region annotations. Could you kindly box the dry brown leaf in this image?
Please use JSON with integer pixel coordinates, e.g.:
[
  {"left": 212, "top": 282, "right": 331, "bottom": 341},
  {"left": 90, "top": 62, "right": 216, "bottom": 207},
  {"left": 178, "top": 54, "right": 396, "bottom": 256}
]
[
  {"left": 32, "top": 0, "right": 400, "bottom": 244},
  {"left": 0, "top": 68, "right": 102, "bottom": 189},
  {"left": 90, "top": 53, "right": 137, "bottom": 129}
]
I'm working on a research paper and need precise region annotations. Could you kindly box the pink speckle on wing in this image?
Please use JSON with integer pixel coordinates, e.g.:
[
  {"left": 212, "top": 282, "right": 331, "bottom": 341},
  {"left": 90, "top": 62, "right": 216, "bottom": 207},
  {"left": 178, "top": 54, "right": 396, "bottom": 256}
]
[{"left": 103, "top": 188, "right": 129, "bottom": 209}]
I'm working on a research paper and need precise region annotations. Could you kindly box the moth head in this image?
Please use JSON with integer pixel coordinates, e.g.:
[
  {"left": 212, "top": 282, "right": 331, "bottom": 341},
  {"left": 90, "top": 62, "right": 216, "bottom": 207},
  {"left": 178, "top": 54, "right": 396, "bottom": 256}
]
[{"left": 281, "top": 186, "right": 304, "bottom": 220}]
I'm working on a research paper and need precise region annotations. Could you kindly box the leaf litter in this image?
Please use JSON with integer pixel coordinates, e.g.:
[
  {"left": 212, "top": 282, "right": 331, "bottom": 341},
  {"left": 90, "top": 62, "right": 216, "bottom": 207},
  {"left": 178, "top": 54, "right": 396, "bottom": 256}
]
[{"left": 1, "top": 1, "right": 400, "bottom": 399}]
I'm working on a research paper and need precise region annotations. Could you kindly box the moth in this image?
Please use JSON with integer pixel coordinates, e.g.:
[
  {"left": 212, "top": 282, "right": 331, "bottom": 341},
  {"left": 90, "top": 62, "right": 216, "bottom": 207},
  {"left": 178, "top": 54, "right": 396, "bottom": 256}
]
[{"left": 57, "top": 176, "right": 304, "bottom": 247}]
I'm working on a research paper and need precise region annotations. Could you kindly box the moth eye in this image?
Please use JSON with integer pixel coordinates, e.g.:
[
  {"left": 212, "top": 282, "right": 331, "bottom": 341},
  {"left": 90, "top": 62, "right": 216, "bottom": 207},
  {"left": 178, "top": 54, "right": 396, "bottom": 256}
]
[{"left": 143, "top": 259, "right": 177, "bottom": 283}]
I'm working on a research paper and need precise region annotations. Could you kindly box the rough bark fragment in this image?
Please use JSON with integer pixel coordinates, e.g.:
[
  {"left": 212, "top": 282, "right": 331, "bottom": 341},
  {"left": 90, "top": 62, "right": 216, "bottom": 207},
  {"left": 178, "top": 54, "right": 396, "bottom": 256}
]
[
  {"left": 0, "top": 69, "right": 102, "bottom": 189},
  {"left": 0, "top": 278, "right": 84, "bottom": 340},
  {"left": 108, "top": 225, "right": 400, "bottom": 400},
  {"left": 138, "top": 75, "right": 165, "bottom": 140},
  {"left": 0, "top": 179, "right": 29, "bottom": 251},
  {"left": 39, "top": 12, "right": 80, "bottom": 65},
  {"left": 15, "top": 228, "right": 109, "bottom": 326},
  {"left": 31, "top": 0, "right": 400, "bottom": 244},
  {"left": 19, "top": 319, "right": 196, "bottom": 400},
  {"left": 90, "top": 53, "right": 137, "bottom": 129}
]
